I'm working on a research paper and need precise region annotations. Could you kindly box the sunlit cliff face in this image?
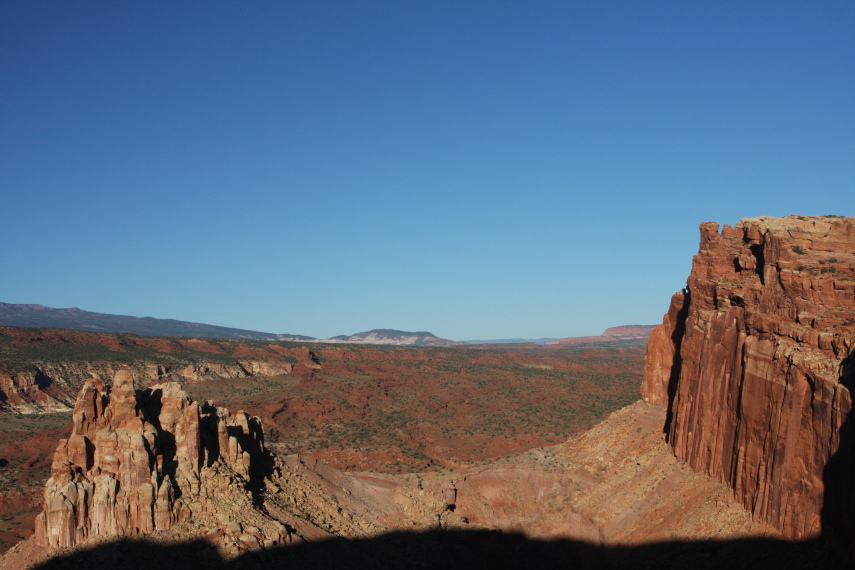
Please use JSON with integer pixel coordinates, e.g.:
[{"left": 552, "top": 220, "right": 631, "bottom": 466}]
[{"left": 643, "top": 215, "right": 855, "bottom": 539}]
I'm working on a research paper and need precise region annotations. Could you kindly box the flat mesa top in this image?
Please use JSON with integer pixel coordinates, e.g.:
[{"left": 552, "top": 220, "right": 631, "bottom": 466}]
[{"left": 735, "top": 215, "right": 855, "bottom": 234}]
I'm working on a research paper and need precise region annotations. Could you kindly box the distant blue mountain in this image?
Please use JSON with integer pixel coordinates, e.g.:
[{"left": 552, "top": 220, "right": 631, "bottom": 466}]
[{"left": 0, "top": 302, "right": 313, "bottom": 341}]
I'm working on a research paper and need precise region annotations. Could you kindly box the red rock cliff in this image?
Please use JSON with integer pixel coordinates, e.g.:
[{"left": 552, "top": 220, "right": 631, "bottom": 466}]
[
  {"left": 34, "top": 370, "right": 266, "bottom": 548},
  {"left": 642, "top": 215, "right": 855, "bottom": 540}
]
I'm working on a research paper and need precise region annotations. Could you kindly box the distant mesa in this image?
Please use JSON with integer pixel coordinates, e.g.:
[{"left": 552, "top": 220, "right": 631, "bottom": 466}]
[
  {"left": 544, "top": 325, "right": 657, "bottom": 346},
  {"left": 600, "top": 325, "right": 658, "bottom": 338},
  {"left": 316, "top": 329, "right": 466, "bottom": 347},
  {"left": 465, "top": 327, "right": 656, "bottom": 347}
]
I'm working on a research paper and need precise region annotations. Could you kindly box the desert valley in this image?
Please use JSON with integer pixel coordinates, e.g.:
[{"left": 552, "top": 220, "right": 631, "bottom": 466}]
[
  {"left": 0, "top": 215, "right": 853, "bottom": 568},
  {"left": 3, "top": 1, "right": 850, "bottom": 567}
]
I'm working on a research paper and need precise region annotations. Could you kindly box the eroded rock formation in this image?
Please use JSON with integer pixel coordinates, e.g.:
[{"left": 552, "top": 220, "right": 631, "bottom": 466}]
[
  {"left": 642, "top": 215, "right": 855, "bottom": 539},
  {"left": 34, "top": 370, "right": 266, "bottom": 548}
]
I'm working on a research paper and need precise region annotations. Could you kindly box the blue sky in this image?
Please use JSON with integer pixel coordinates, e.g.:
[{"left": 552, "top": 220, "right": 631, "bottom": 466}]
[{"left": 1, "top": 1, "right": 853, "bottom": 340}]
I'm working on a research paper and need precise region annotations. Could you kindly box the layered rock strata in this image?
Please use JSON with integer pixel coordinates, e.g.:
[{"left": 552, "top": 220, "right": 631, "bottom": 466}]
[
  {"left": 0, "top": 359, "right": 291, "bottom": 414},
  {"left": 642, "top": 215, "right": 855, "bottom": 539},
  {"left": 34, "top": 370, "right": 266, "bottom": 548}
]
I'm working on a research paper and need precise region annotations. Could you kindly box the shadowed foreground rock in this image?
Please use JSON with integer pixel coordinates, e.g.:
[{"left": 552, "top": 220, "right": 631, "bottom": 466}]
[{"left": 29, "top": 531, "right": 833, "bottom": 570}]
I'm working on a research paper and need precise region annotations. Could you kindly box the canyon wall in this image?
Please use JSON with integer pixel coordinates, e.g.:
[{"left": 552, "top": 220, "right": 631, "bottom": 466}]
[
  {"left": 0, "top": 360, "right": 291, "bottom": 414},
  {"left": 642, "top": 215, "right": 855, "bottom": 540}
]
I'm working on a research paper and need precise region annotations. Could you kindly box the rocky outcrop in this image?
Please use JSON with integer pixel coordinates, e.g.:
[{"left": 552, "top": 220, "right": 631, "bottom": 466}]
[
  {"left": 642, "top": 215, "right": 855, "bottom": 539},
  {"left": 176, "top": 360, "right": 291, "bottom": 383},
  {"left": 34, "top": 370, "right": 267, "bottom": 548},
  {"left": 640, "top": 293, "right": 686, "bottom": 407}
]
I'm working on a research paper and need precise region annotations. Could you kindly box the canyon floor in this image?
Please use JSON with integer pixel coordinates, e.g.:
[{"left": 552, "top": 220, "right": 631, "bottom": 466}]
[{"left": 0, "top": 331, "right": 644, "bottom": 555}]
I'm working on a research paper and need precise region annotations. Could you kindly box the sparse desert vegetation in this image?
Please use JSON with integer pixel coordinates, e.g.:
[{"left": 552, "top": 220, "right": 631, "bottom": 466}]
[
  {"left": 182, "top": 343, "right": 644, "bottom": 472},
  {"left": 0, "top": 330, "right": 644, "bottom": 552}
]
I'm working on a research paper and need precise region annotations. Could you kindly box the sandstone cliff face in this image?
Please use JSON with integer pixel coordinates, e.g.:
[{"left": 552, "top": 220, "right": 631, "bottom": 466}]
[
  {"left": 34, "top": 370, "right": 266, "bottom": 548},
  {"left": 643, "top": 215, "right": 855, "bottom": 539}
]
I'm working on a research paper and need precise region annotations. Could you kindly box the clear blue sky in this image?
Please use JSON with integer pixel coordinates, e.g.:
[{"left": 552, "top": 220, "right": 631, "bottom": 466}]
[{"left": 1, "top": 1, "right": 852, "bottom": 340}]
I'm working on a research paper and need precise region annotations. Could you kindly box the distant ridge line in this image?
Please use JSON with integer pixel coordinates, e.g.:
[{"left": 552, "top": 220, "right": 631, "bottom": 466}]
[
  {"left": 0, "top": 302, "right": 312, "bottom": 341},
  {"left": 0, "top": 303, "right": 460, "bottom": 346}
]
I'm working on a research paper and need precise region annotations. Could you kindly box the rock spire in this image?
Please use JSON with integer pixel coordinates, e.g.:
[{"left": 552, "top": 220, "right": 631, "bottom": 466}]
[{"left": 34, "top": 370, "right": 266, "bottom": 548}]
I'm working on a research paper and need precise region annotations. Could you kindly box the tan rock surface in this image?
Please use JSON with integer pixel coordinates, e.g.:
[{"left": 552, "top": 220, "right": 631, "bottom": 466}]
[
  {"left": 0, "top": 359, "right": 291, "bottom": 414},
  {"left": 428, "top": 401, "right": 772, "bottom": 545},
  {"left": 33, "top": 371, "right": 267, "bottom": 548}
]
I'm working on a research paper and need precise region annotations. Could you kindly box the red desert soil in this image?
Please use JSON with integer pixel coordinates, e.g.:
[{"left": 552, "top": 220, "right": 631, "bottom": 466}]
[
  {"left": 0, "top": 415, "right": 70, "bottom": 553},
  {"left": 182, "top": 344, "right": 645, "bottom": 473}
]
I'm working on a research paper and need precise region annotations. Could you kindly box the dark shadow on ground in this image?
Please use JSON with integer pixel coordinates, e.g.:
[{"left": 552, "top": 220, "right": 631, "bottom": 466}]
[{"left": 31, "top": 531, "right": 836, "bottom": 570}]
